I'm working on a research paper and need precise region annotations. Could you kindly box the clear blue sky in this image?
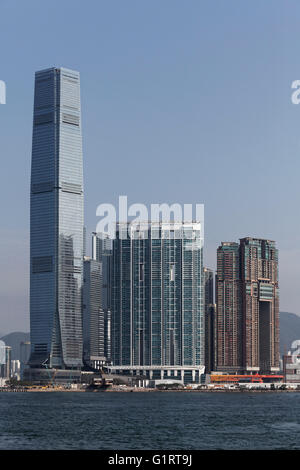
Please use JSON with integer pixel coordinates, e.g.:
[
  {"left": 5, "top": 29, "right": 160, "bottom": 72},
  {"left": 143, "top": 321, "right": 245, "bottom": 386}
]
[{"left": 0, "top": 0, "right": 299, "bottom": 333}]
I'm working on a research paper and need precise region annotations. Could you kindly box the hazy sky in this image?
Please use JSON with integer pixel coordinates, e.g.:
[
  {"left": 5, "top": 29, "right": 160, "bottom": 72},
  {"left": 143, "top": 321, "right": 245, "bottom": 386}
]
[{"left": 0, "top": 0, "right": 299, "bottom": 334}]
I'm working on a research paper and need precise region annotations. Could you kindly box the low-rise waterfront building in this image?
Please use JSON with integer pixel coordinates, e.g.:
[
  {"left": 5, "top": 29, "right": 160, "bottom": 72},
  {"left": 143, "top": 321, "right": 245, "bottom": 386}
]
[{"left": 283, "top": 353, "right": 300, "bottom": 383}]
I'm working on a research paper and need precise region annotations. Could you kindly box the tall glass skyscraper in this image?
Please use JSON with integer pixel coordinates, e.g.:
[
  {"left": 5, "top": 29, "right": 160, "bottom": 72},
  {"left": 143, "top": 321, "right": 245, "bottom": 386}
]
[
  {"left": 108, "top": 222, "right": 205, "bottom": 384},
  {"left": 29, "top": 67, "right": 84, "bottom": 370}
]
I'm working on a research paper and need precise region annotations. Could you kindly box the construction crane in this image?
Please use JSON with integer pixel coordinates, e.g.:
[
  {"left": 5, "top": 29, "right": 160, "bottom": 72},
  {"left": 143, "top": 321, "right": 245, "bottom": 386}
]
[{"left": 42, "top": 359, "right": 56, "bottom": 388}]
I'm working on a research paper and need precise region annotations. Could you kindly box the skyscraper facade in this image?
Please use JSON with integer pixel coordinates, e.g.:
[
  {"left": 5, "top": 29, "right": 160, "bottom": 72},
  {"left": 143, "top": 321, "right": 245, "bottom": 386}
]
[
  {"left": 203, "top": 267, "right": 215, "bottom": 374},
  {"left": 83, "top": 257, "right": 106, "bottom": 369},
  {"left": 215, "top": 238, "right": 279, "bottom": 374},
  {"left": 240, "top": 237, "right": 279, "bottom": 373},
  {"left": 92, "top": 232, "right": 112, "bottom": 315},
  {"left": 109, "top": 222, "right": 205, "bottom": 384},
  {"left": 20, "top": 341, "right": 31, "bottom": 380},
  {"left": 29, "top": 67, "right": 84, "bottom": 370},
  {"left": 215, "top": 242, "right": 243, "bottom": 373},
  {"left": 0, "top": 341, "right": 6, "bottom": 379},
  {"left": 92, "top": 232, "right": 112, "bottom": 363},
  {"left": 0, "top": 345, "right": 12, "bottom": 379}
]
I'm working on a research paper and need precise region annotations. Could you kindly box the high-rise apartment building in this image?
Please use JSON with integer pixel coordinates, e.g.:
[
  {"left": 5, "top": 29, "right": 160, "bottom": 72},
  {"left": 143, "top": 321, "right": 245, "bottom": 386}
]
[
  {"left": 83, "top": 257, "right": 106, "bottom": 369},
  {"left": 92, "top": 232, "right": 112, "bottom": 315},
  {"left": 215, "top": 242, "right": 242, "bottom": 373},
  {"left": 203, "top": 267, "right": 215, "bottom": 374},
  {"left": 92, "top": 233, "right": 112, "bottom": 363},
  {"left": 29, "top": 67, "right": 84, "bottom": 370},
  {"left": 109, "top": 222, "right": 205, "bottom": 384},
  {"left": 240, "top": 237, "right": 279, "bottom": 373},
  {"left": 215, "top": 238, "right": 279, "bottom": 374},
  {"left": 0, "top": 341, "right": 6, "bottom": 379},
  {"left": 11, "top": 360, "right": 21, "bottom": 380},
  {"left": 0, "top": 345, "right": 12, "bottom": 379}
]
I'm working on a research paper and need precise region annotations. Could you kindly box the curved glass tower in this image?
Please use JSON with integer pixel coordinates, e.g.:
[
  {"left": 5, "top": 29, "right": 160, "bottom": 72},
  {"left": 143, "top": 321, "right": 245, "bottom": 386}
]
[{"left": 29, "top": 67, "right": 84, "bottom": 369}]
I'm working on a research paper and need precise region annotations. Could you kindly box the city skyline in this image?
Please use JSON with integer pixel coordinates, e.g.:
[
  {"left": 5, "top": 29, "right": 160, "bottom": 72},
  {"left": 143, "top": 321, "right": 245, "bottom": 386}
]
[
  {"left": 15, "top": 63, "right": 280, "bottom": 385},
  {"left": 1, "top": 1, "right": 300, "bottom": 334},
  {"left": 1, "top": 1, "right": 300, "bottom": 456}
]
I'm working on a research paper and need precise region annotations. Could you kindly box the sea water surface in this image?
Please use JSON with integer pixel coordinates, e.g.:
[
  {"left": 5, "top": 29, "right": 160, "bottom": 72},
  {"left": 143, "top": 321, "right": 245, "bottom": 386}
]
[{"left": 0, "top": 391, "right": 299, "bottom": 450}]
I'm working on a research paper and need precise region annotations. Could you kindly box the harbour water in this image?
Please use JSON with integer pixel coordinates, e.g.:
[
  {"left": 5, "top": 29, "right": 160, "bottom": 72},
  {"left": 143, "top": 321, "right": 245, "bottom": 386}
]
[{"left": 0, "top": 391, "right": 300, "bottom": 449}]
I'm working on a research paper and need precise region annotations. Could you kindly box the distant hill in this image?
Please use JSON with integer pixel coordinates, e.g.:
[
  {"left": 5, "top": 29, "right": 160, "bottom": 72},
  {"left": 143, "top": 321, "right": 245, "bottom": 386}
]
[
  {"left": 280, "top": 312, "right": 300, "bottom": 356},
  {"left": 0, "top": 332, "right": 30, "bottom": 360},
  {"left": 0, "top": 312, "right": 300, "bottom": 361}
]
